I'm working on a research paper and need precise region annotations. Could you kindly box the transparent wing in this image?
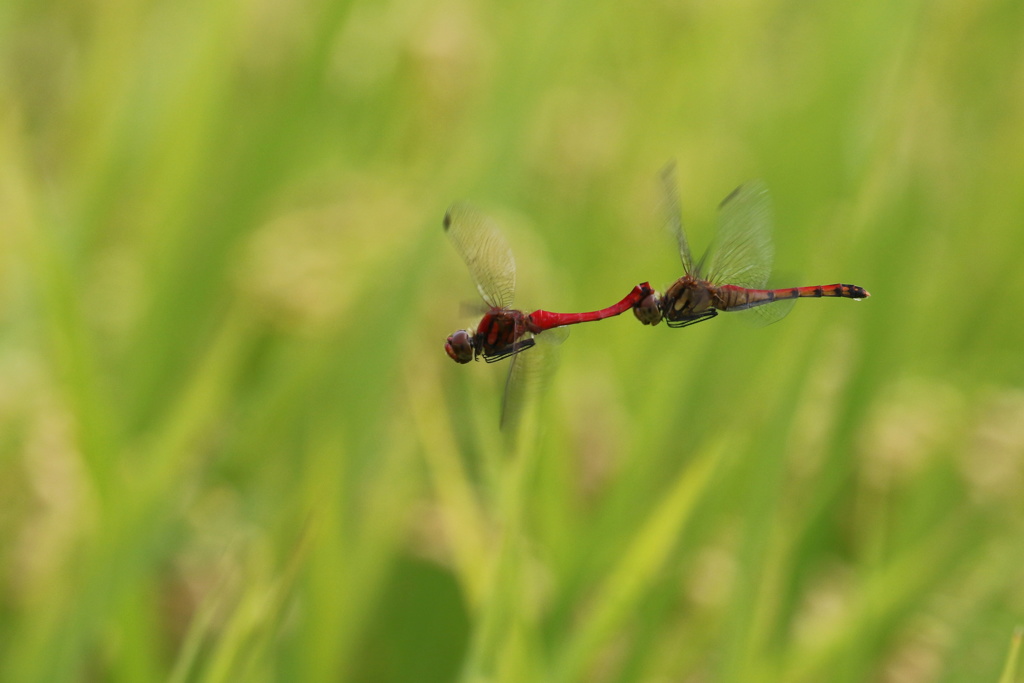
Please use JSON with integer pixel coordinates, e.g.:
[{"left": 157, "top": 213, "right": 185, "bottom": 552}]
[
  {"left": 733, "top": 297, "right": 797, "bottom": 327},
  {"left": 661, "top": 162, "right": 694, "bottom": 274},
  {"left": 499, "top": 327, "right": 568, "bottom": 434},
  {"left": 701, "top": 182, "right": 774, "bottom": 290},
  {"left": 444, "top": 203, "right": 516, "bottom": 310},
  {"left": 458, "top": 300, "right": 490, "bottom": 317}
]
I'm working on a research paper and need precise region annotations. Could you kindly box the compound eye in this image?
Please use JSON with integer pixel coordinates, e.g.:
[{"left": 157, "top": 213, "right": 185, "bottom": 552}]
[
  {"left": 633, "top": 293, "right": 663, "bottom": 326},
  {"left": 444, "top": 329, "right": 475, "bottom": 363}
]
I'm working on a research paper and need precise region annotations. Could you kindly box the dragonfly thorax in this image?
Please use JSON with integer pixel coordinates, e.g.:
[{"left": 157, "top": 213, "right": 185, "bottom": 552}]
[
  {"left": 445, "top": 310, "right": 532, "bottom": 364},
  {"left": 663, "top": 276, "right": 717, "bottom": 320},
  {"left": 474, "top": 310, "right": 528, "bottom": 360}
]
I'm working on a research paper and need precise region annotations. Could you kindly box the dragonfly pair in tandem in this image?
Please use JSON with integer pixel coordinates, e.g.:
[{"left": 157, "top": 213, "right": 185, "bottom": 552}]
[{"left": 444, "top": 165, "right": 871, "bottom": 427}]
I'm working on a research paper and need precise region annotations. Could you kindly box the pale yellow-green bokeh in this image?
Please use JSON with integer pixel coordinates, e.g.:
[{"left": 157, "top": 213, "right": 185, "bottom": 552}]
[{"left": 1, "top": 0, "right": 1022, "bottom": 681}]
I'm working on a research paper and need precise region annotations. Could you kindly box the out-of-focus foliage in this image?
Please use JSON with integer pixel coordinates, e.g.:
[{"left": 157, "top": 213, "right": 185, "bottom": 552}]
[{"left": 1, "top": 0, "right": 1022, "bottom": 680}]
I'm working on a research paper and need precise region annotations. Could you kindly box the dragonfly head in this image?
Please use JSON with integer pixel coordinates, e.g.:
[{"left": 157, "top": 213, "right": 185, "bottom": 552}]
[
  {"left": 445, "top": 329, "right": 476, "bottom": 363},
  {"left": 633, "top": 291, "right": 663, "bottom": 326}
]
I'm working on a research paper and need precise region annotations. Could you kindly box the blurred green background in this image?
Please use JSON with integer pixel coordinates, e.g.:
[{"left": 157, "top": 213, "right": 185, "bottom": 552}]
[{"left": 2, "top": 0, "right": 1023, "bottom": 681}]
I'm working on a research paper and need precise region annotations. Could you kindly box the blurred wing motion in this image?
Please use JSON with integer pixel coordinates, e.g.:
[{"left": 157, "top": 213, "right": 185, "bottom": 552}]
[
  {"left": 700, "top": 181, "right": 774, "bottom": 290},
  {"left": 661, "top": 162, "right": 694, "bottom": 274},
  {"left": 444, "top": 203, "right": 517, "bottom": 310},
  {"left": 500, "top": 327, "right": 569, "bottom": 434}
]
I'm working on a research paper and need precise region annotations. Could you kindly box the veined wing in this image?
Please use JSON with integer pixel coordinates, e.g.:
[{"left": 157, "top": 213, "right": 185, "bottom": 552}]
[
  {"left": 444, "top": 203, "right": 516, "bottom": 310},
  {"left": 700, "top": 181, "right": 774, "bottom": 290},
  {"left": 661, "top": 162, "right": 695, "bottom": 274},
  {"left": 500, "top": 326, "right": 568, "bottom": 434},
  {"left": 738, "top": 294, "right": 797, "bottom": 327}
]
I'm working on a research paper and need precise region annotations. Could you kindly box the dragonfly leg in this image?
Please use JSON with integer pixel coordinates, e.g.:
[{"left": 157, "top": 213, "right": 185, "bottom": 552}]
[
  {"left": 484, "top": 337, "right": 536, "bottom": 363},
  {"left": 665, "top": 310, "right": 718, "bottom": 329}
]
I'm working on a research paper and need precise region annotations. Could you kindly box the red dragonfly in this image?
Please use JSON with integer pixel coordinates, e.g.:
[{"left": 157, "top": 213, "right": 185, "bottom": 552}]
[
  {"left": 443, "top": 203, "right": 653, "bottom": 426},
  {"left": 634, "top": 166, "right": 870, "bottom": 328}
]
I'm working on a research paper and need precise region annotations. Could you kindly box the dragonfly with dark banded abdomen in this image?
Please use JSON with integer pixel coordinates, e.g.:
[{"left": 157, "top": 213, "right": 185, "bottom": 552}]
[{"left": 634, "top": 165, "right": 870, "bottom": 328}]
